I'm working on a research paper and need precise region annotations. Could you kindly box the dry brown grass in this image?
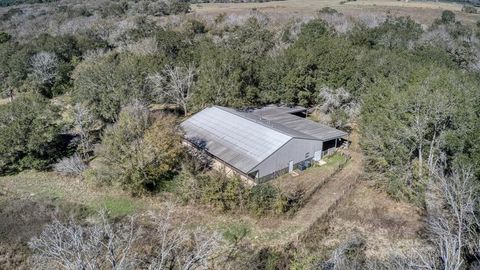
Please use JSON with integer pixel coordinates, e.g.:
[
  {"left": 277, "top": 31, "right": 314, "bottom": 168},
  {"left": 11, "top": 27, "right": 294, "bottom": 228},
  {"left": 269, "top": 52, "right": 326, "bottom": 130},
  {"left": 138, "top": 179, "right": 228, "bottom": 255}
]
[
  {"left": 314, "top": 180, "right": 427, "bottom": 258},
  {"left": 191, "top": 0, "right": 480, "bottom": 25}
]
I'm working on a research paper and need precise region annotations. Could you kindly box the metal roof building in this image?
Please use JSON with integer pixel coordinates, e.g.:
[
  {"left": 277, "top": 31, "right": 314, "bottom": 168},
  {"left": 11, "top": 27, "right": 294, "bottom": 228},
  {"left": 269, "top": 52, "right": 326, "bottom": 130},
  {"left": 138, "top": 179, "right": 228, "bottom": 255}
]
[{"left": 181, "top": 105, "right": 347, "bottom": 183}]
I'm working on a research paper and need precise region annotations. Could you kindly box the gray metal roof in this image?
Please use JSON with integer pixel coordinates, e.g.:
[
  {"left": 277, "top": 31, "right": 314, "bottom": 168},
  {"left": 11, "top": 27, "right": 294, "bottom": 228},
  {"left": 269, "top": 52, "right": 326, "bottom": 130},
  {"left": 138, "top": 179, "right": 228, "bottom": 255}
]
[
  {"left": 181, "top": 105, "right": 347, "bottom": 173},
  {"left": 252, "top": 106, "right": 348, "bottom": 141},
  {"left": 217, "top": 106, "right": 316, "bottom": 140},
  {"left": 180, "top": 106, "right": 292, "bottom": 173}
]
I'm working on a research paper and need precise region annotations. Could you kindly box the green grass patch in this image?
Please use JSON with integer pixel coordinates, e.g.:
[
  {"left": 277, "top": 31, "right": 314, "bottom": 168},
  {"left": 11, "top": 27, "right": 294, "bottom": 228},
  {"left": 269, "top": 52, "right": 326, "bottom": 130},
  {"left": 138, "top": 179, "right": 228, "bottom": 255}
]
[
  {"left": 322, "top": 153, "right": 348, "bottom": 168},
  {"left": 91, "top": 196, "right": 142, "bottom": 218},
  {"left": 222, "top": 222, "right": 251, "bottom": 243},
  {"left": 0, "top": 171, "right": 66, "bottom": 200}
]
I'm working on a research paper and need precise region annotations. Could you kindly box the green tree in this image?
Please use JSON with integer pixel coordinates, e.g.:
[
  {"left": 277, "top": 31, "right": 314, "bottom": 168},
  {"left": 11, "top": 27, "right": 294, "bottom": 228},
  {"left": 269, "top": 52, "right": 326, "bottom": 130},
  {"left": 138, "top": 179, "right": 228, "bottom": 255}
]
[
  {"left": 361, "top": 66, "right": 478, "bottom": 203},
  {"left": 72, "top": 53, "right": 163, "bottom": 122},
  {"left": 0, "top": 93, "right": 63, "bottom": 173},
  {"left": 96, "top": 102, "right": 183, "bottom": 194},
  {"left": 259, "top": 24, "right": 358, "bottom": 106},
  {"left": 367, "top": 16, "right": 422, "bottom": 49},
  {"left": 0, "top": 32, "right": 11, "bottom": 44}
]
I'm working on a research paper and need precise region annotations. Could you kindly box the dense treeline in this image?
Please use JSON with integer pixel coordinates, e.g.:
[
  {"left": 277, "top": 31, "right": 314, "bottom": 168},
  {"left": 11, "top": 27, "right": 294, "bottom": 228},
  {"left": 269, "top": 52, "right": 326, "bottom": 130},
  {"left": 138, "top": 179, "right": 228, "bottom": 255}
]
[
  {"left": 0, "top": 0, "right": 57, "bottom": 7},
  {"left": 1, "top": 6, "right": 479, "bottom": 199}
]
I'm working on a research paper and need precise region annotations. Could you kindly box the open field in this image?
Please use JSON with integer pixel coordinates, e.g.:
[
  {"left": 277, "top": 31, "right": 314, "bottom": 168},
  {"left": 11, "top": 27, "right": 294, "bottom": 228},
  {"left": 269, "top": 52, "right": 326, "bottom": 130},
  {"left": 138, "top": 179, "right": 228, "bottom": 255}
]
[{"left": 192, "top": 0, "right": 480, "bottom": 25}]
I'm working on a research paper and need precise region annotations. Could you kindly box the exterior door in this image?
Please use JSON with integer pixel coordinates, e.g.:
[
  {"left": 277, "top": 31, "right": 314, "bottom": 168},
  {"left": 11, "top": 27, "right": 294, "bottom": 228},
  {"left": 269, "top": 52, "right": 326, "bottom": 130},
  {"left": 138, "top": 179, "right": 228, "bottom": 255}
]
[
  {"left": 314, "top": 151, "right": 321, "bottom": 161},
  {"left": 288, "top": 160, "right": 294, "bottom": 173}
]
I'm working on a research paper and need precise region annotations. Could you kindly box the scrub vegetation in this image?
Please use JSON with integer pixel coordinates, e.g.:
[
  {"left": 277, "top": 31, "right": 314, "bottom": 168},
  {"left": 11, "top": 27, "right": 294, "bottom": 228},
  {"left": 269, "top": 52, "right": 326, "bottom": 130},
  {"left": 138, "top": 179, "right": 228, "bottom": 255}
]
[{"left": 1, "top": 0, "right": 480, "bottom": 269}]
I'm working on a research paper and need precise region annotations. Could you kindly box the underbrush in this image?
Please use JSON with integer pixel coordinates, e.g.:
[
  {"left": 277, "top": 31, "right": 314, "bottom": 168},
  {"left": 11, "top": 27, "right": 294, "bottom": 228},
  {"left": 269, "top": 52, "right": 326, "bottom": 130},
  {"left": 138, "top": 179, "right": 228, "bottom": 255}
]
[
  {"left": 176, "top": 170, "right": 303, "bottom": 217},
  {"left": 175, "top": 153, "right": 350, "bottom": 218}
]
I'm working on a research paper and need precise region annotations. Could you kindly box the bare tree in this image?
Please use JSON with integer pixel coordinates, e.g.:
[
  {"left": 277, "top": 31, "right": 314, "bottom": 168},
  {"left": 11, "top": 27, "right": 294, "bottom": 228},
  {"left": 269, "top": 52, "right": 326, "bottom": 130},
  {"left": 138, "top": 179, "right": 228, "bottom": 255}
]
[
  {"left": 316, "top": 86, "right": 359, "bottom": 128},
  {"left": 29, "top": 201, "right": 223, "bottom": 269},
  {"left": 184, "top": 138, "right": 212, "bottom": 172},
  {"left": 73, "top": 104, "right": 96, "bottom": 159},
  {"left": 318, "top": 12, "right": 353, "bottom": 34},
  {"left": 29, "top": 51, "right": 59, "bottom": 85},
  {"left": 363, "top": 248, "right": 438, "bottom": 270},
  {"left": 425, "top": 165, "right": 477, "bottom": 270},
  {"left": 123, "top": 37, "right": 158, "bottom": 56},
  {"left": 148, "top": 64, "right": 196, "bottom": 116},
  {"left": 321, "top": 235, "right": 366, "bottom": 270},
  {"left": 400, "top": 71, "right": 455, "bottom": 179},
  {"left": 356, "top": 13, "right": 386, "bottom": 28},
  {"left": 53, "top": 153, "right": 88, "bottom": 177},
  {"left": 28, "top": 211, "right": 139, "bottom": 270},
  {"left": 148, "top": 204, "right": 222, "bottom": 270},
  {"left": 317, "top": 86, "right": 351, "bottom": 114}
]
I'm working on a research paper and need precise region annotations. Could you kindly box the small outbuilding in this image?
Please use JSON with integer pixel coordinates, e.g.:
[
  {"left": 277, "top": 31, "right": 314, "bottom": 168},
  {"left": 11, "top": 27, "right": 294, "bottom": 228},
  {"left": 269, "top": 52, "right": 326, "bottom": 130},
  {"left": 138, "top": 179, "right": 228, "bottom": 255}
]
[{"left": 180, "top": 105, "right": 347, "bottom": 183}]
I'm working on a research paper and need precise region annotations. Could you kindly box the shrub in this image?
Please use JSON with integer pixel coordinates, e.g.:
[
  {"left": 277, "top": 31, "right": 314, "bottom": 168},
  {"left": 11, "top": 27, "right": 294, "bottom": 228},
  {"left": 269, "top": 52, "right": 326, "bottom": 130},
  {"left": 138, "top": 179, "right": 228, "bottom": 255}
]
[
  {"left": 462, "top": 5, "right": 477, "bottom": 14},
  {"left": 0, "top": 0, "right": 57, "bottom": 7},
  {"left": 318, "top": 7, "right": 338, "bottom": 15},
  {"left": 441, "top": 10, "right": 456, "bottom": 24},
  {"left": 223, "top": 223, "right": 250, "bottom": 244},
  {"left": 247, "top": 184, "right": 282, "bottom": 216},
  {"left": 53, "top": 154, "right": 87, "bottom": 177},
  {"left": 0, "top": 32, "right": 11, "bottom": 44},
  {"left": 99, "top": 1, "right": 128, "bottom": 18},
  {"left": 187, "top": 19, "right": 207, "bottom": 34},
  {"left": 197, "top": 172, "right": 247, "bottom": 211},
  {"left": 179, "top": 170, "right": 301, "bottom": 216},
  {"left": 168, "top": 0, "right": 190, "bottom": 14}
]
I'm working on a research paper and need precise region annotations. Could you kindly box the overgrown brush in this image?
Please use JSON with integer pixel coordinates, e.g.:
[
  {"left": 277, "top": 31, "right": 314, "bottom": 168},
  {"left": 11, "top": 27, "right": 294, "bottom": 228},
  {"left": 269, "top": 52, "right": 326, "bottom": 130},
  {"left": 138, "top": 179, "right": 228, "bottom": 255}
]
[{"left": 177, "top": 170, "right": 302, "bottom": 216}]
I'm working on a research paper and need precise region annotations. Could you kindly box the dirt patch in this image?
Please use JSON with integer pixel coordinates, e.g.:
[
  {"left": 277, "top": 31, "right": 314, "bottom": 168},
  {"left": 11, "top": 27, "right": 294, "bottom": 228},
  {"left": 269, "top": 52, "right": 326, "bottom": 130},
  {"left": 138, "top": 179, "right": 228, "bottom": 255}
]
[{"left": 0, "top": 243, "right": 29, "bottom": 270}]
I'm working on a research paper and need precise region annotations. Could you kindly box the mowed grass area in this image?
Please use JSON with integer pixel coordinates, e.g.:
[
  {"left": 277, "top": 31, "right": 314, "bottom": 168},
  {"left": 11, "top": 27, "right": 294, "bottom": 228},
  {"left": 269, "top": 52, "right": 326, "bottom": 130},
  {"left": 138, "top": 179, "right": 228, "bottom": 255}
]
[
  {"left": 0, "top": 171, "right": 143, "bottom": 218},
  {"left": 273, "top": 153, "right": 349, "bottom": 195},
  {"left": 192, "top": 0, "right": 480, "bottom": 25}
]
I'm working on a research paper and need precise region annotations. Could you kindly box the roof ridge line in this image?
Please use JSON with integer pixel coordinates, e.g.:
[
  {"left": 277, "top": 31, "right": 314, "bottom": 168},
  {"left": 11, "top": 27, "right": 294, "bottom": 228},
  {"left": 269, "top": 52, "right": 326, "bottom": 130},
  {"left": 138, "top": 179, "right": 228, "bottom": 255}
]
[{"left": 213, "top": 106, "right": 316, "bottom": 140}]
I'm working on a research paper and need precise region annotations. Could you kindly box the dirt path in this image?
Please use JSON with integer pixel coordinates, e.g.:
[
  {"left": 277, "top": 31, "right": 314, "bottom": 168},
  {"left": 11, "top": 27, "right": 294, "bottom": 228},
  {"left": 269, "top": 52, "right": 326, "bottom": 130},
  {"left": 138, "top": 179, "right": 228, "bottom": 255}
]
[
  {"left": 283, "top": 149, "right": 363, "bottom": 244},
  {"left": 294, "top": 151, "right": 362, "bottom": 223}
]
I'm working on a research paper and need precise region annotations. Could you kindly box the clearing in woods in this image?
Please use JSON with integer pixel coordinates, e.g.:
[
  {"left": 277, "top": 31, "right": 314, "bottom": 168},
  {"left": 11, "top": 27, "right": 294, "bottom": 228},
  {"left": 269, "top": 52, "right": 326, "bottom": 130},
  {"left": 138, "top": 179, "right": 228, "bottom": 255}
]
[{"left": 191, "top": 0, "right": 480, "bottom": 25}]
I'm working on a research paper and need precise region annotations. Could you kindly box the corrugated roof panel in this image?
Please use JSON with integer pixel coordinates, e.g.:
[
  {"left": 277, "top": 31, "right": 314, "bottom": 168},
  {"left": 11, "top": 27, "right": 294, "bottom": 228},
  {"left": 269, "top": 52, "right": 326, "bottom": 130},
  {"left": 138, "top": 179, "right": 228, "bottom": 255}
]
[
  {"left": 217, "top": 106, "right": 316, "bottom": 140},
  {"left": 252, "top": 106, "right": 348, "bottom": 141},
  {"left": 181, "top": 107, "right": 291, "bottom": 173}
]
